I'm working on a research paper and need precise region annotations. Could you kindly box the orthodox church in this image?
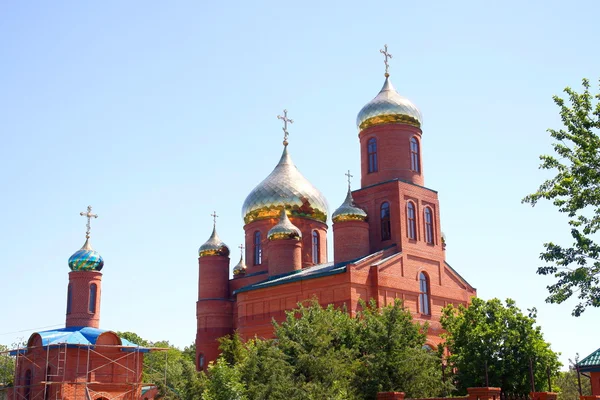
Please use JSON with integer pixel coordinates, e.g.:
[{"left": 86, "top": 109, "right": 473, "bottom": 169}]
[
  {"left": 4, "top": 208, "right": 156, "bottom": 400},
  {"left": 195, "top": 47, "right": 477, "bottom": 370}
]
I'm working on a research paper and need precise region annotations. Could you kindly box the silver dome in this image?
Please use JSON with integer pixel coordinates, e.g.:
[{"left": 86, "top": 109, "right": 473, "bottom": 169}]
[
  {"left": 232, "top": 254, "right": 247, "bottom": 275},
  {"left": 332, "top": 188, "right": 368, "bottom": 223},
  {"left": 242, "top": 145, "right": 329, "bottom": 225},
  {"left": 267, "top": 209, "right": 302, "bottom": 240},
  {"left": 198, "top": 226, "right": 230, "bottom": 257},
  {"left": 356, "top": 77, "right": 422, "bottom": 131}
]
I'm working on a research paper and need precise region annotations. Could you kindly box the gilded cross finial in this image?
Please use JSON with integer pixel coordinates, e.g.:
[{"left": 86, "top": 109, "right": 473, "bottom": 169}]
[
  {"left": 211, "top": 211, "right": 218, "bottom": 226},
  {"left": 277, "top": 109, "right": 294, "bottom": 146},
  {"left": 345, "top": 170, "right": 353, "bottom": 190},
  {"left": 380, "top": 44, "right": 392, "bottom": 77},
  {"left": 238, "top": 244, "right": 244, "bottom": 256},
  {"left": 79, "top": 205, "right": 98, "bottom": 239}
]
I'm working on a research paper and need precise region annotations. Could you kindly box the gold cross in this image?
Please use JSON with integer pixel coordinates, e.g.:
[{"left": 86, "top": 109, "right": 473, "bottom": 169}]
[
  {"left": 345, "top": 170, "right": 353, "bottom": 190},
  {"left": 277, "top": 109, "right": 294, "bottom": 146},
  {"left": 211, "top": 211, "right": 218, "bottom": 226},
  {"left": 380, "top": 44, "right": 392, "bottom": 77},
  {"left": 79, "top": 205, "right": 98, "bottom": 239},
  {"left": 238, "top": 244, "right": 244, "bottom": 256}
]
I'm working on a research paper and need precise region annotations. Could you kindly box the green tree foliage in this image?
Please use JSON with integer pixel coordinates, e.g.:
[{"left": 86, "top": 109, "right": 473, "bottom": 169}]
[
  {"left": 441, "top": 298, "right": 561, "bottom": 396},
  {"left": 116, "top": 332, "right": 206, "bottom": 399},
  {"left": 209, "top": 299, "right": 450, "bottom": 400},
  {"left": 0, "top": 344, "right": 15, "bottom": 387},
  {"left": 523, "top": 78, "right": 600, "bottom": 316},
  {"left": 353, "top": 300, "right": 447, "bottom": 398},
  {"left": 555, "top": 363, "right": 591, "bottom": 400}
]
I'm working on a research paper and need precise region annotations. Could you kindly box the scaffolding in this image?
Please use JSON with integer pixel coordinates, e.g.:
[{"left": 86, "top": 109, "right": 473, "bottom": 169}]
[{"left": 0, "top": 342, "right": 168, "bottom": 400}]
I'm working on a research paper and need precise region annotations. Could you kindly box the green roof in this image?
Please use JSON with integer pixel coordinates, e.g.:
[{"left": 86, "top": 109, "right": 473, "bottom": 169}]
[{"left": 578, "top": 347, "right": 600, "bottom": 372}]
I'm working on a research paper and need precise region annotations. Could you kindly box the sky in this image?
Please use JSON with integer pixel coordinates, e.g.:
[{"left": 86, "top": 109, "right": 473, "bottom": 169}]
[{"left": 1, "top": 0, "right": 599, "bottom": 370}]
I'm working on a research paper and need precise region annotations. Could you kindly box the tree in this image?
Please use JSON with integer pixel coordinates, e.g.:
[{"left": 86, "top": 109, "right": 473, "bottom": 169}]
[
  {"left": 353, "top": 300, "right": 452, "bottom": 398},
  {"left": 523, "top": 78, "right": 600, "bottom": 316},
  {"left": 555, "top": 365, "right": 591, "bottom": 400},
  {"left": 116, "top": 332, "right": 206, "bottom": 400},
  {"left": 210, "top": 299, "right": 449, "bottom": 400},
  {"left": 441, "top": 298, "right": 561, "bottom": 396},
  {"left": 0, "top": 344, "right": 15, "bottom": 387}
]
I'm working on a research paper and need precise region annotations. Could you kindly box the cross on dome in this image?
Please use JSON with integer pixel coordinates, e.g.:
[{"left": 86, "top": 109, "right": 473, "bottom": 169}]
[
  {"left": 211, "top": 211, "right": 219, "bottom": 226},
  {"left": 380, "top": 44, "right": 392, "bottom": 77},
  {"left": 79, "top": 205, "right": 98, "bottom": 239},
  {"left": 238, "top": 244, "right": 244, "bottom": 256},
  {"left": 345, "top": 170, "right": 353, "bottom": 190},
  {"left": 277, "top": 109, "right": 294, "bottom": 146}
]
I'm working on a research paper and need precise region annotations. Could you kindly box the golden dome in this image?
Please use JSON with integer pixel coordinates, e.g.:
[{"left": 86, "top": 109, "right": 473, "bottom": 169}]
[
  {"left": 267, "top": 210, "right": 302, "bottom": 241},
  {"left": 232, "top": 254, "right": 247, "bottom": 275},
  {"left": 198, "top": 226, "right": 230, "bottom": 257},
  {"left": 242, "top": 145, "right": 329, "bottom": 225},
  {"left": 356, "top": 77, "right": 422, "bottom": 131},
  {"left": 332, "top": 188, "right": 368, "bottom": 223}
]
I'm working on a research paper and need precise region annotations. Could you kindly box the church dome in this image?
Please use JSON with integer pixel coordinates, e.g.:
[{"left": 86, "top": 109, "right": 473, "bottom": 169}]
[
  {"left": 267, "top": 210, "right": 302, "bottom": 240},
  {"left": 332, "top": 188, "right": 368, "bottom": 223},
  {"left": 198, "top": 226, "right": 230, "bottom": 257},
  {"left": 68, "top": 239, "right": 104, "bottom": 271},
  {"left": 232, "top": 254, "right": 247, "bottom": 275},
  {"left": 242, "top": 145, "right": 329, "bottom": 225},
  {"left": 356, "top": 77, "right": 422, "bottom": 131}
]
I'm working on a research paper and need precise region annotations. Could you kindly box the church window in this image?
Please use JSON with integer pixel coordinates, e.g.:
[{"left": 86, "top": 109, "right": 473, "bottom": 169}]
[
  {"left": 254, "top": 231, "right": 262, "bottom": 265},
  {"left": 24, "top": 369, "right": 32, "bottom": 400},
  {"left": 45, "top": 367, "right": 51, "bottom": 400},
  {"left": 418, "top": 272, "right": 430, "bottom": 315},
  {"left": 89, "top": 283, "right": 97, "bottom": 313},
  {"left": 312, "top": 230, "right": 320, "bottom": 264},
  {"left": 198, "top": 353, "right": 205, "bottom": 369},
  {"left": 424, "top": 207, "right": 434, "bottom": 244},
  {"left": 368, "top": 138, "right": 378, "bottom": 173},
  {"left": 407, "top": 202, "right": 416, "bottom": 240},
  {"left": 380, "top": 202, "right": 391, "bottom": 241},
  {"left": 410, "top": 137, "right": 420, "bottom": 172},
  {"left": 66, "top": 284, "right": 72, "bottom": 314}
]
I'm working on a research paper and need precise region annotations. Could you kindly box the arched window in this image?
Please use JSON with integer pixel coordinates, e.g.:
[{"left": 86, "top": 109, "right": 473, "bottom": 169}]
[
  {"left": 424, "top": 207, "right": 434, "bottom": 244},
  {"left": 312, "top": 230, "right": 320, "bottom": 264},
  {"left": 380, "top": 202, "right": 391, "bottom": 241},
  {"left": 66, "top": 284, "right": 72, "bottom": 315},
  {"left": 24, "top": 369, "right": 32, "bottom": 400},
  {"left": 45, "top": 367, "right": 51, "bottom": 400},
  {"left": 418, "top": 272, "right": 430, "bottom": 315},
  {"left": 407, "top": 202, "right": 416, "bottom": 240},
  {"left": 253, "top": 231, "right": 262, "bottom": 265},
  {"left": 368, "top": 137, "right": 378, "bottom": 173},
  {"left": 89, "top": 283, "right": 97, "bottom": 313},
  {"left": 410, "top": 137, "right": 420, "bottom": 172},
  {"left": 198, "top": 353, "right": 205, "bottom": 369}
]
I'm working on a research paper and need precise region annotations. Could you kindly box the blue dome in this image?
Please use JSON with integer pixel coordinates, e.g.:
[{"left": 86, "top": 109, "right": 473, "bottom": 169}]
[{"left": 68, "top": 239, "right": 104, "bottom": 271}]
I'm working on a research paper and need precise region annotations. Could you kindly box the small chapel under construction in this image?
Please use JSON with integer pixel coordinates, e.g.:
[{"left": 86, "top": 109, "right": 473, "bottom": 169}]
[{"left": 0, "top": 207, "right": 161, "bottom": 400}]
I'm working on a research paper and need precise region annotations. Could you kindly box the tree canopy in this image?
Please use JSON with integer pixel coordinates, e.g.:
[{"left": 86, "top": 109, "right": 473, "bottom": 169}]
[
  {"left": 440, "top": 297, "right": 561, "bottom": 396},
  {"left": 523, "top": 78, "right": 600, "bottom": 316},
  {"left": 116, "top": 332, "right": 205, "bottom": 399},
  {"left": 0, "top": 344, "right": 15, "bottom": 387},
  {"left": 200, "top": 299, "right": 451, "bottom": 400}
]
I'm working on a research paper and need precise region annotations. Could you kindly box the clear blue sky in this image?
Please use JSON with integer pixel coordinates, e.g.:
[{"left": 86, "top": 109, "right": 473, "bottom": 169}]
[{"left": 1, "top": 0, "right": 598, "bottom": 369}]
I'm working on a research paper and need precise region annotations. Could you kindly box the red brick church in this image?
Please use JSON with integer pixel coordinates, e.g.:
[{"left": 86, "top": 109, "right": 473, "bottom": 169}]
[{"left": 195, "top": 47, "right": 477, "bottom": 370}]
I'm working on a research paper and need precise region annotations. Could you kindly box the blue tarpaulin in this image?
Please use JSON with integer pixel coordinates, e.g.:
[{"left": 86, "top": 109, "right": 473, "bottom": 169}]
[{"left": 9, "top": 326, "right": 151, "bottom": 355}]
